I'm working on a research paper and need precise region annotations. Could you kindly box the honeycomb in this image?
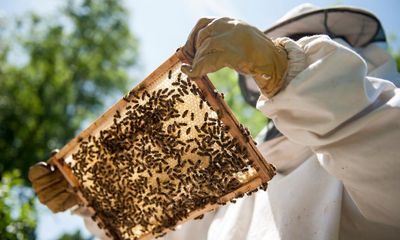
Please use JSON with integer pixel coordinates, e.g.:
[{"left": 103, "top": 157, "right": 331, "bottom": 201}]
[{"left": 49, "top": 51, "right": 275, "bottom": 240}]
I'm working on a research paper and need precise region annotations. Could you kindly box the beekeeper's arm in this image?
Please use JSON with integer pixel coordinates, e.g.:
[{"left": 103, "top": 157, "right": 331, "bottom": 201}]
[{"left": 182, "top": 17, "right": 400, "bottom": 227}]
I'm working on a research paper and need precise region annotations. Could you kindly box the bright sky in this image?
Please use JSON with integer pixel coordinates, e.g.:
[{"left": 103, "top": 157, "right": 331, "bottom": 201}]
[{"left": 1, "top": 0, "right": 399, "bottom": 239}]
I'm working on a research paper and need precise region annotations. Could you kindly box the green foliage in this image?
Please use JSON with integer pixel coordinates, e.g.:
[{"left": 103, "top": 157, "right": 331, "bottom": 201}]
[
  {"left": 0, "top": 0, "right": 138, "bottom": 182},
  {"left": 395, "top": 53, "right": 400, "bottom": 71},
  {"left": 57, "top": 230, "right": 93, "bottom": 240},
  {"left": 387, "top": 34, "right": 400, "bottom": 71},
  {"left": 0, "top": 170, "right": 36, "bottom": 240},
  {"left": 208, "top": 68, "right": 267, "bottom": 137}
]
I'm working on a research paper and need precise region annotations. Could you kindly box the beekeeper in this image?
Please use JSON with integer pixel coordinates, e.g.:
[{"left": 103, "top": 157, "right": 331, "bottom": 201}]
[{"left": 29, "top": 4, "right": 400, "bottom": 240}]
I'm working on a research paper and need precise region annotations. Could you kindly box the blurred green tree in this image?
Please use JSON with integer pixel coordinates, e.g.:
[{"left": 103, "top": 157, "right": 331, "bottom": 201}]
[
  {"left": 0, "top": 0, "right": 138, "bottom": 182},
  {"left": 57, "top": 230, "right": 93, "bottom": 240},
  {"left": 208, "top": 68, "right": 267, "bottom": 137},
  {"left": 0, "top": 170, "right": 36, "bottom": 240}
]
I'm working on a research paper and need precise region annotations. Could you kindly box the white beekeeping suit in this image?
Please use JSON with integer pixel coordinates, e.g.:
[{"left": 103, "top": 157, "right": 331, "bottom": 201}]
[
  {"left": 82, "top": 4, "right": 400, "bottom": 240},
  {"left": 163, "top": 4, "right": 400, "bottom": 240},
  {"left": 163, "top": 38, "right": 400, "bottom": 239}
]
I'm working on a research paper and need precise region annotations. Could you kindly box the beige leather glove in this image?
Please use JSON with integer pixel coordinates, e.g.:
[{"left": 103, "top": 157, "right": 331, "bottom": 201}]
[
  {"left": 28, "top": 151, "right": 79, "bottom": 213},
  {"left": 181, "top": 17, "right": 288, "bottom": 98}
]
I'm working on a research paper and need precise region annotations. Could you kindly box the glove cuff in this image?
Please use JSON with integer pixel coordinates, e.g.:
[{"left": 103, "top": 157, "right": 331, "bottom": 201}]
[{"left": 271, "top": 37, "right": 306, "bottom": 96}]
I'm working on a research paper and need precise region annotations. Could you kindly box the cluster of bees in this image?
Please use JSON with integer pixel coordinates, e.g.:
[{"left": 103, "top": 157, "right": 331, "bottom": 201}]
[{"left": 67, "top": 67, "right": 265, "bottom": 239}]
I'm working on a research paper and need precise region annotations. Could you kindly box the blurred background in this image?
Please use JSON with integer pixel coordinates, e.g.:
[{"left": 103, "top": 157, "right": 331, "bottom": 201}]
[{"left": 0, "top": 0, "right": 399, "bottom": 239}]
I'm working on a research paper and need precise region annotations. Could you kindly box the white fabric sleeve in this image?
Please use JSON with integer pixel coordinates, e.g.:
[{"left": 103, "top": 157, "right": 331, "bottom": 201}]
[{"left": 257, "top": 35, "right": 400, "bottom": 227}]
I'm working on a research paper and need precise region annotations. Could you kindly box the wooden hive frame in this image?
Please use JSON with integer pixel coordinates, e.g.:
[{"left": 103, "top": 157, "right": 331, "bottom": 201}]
[{"left": 47, "top": 50, "right": 276, "bottom": 239}]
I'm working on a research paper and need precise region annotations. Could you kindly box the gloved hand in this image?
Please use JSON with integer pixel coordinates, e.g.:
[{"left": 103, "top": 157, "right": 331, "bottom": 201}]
[
  {"left": 181, "top": 17, "right": 288, "bottom": 98},
  {"left": 28, "top": 150, "right": 79, "bottom": 213}
]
